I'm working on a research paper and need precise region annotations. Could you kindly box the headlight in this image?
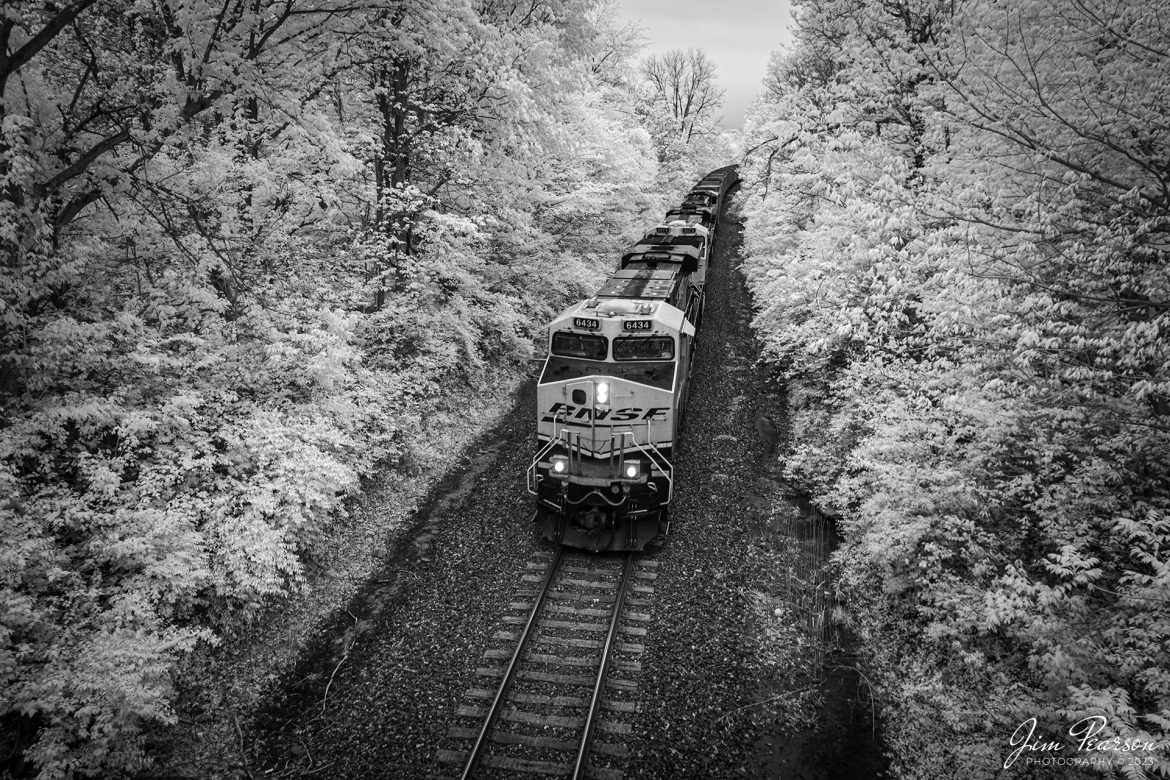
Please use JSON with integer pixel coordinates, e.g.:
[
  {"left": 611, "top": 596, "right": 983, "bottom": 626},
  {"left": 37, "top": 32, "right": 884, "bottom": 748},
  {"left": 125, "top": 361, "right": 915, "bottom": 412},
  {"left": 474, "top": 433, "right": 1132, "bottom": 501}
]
[
  {"left": 551, "top": 454, "right": 569, "bottom": 474},
  {"left": 623, "top": 460, "right": 643, "bottom": 479},
  {"left": 596, "top": 381, "right": 609, "bottom": 405}
]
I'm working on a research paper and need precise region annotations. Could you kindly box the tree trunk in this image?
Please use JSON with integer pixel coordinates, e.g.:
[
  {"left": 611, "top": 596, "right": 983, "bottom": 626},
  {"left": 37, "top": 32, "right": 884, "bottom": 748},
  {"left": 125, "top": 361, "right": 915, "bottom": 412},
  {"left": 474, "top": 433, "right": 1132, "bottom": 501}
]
[{"left": 371, "top": 56, "right": 414, "bottom": 310}]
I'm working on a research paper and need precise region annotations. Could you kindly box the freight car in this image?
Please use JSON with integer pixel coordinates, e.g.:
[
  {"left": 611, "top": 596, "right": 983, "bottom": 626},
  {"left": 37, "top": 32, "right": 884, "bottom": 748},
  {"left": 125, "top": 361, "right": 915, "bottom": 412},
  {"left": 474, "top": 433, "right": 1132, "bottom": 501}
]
[{"left": 528, "top": 167, "right": 738, "bottom": 551}]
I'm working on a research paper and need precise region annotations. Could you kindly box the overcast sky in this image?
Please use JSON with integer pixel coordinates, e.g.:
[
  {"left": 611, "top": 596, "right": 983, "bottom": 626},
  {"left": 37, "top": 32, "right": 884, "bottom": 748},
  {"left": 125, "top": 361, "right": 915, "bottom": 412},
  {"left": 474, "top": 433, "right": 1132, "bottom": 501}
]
[{"left": 615, "top": 0, "right": 796, "bottom": 130}]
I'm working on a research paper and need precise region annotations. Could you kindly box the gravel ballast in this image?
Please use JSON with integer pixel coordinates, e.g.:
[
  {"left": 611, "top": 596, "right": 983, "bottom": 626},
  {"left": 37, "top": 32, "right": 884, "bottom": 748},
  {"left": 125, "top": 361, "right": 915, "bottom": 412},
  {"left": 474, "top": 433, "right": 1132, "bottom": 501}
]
[{"left": 620, "top": 195, "right": 802, "bottom": 778}]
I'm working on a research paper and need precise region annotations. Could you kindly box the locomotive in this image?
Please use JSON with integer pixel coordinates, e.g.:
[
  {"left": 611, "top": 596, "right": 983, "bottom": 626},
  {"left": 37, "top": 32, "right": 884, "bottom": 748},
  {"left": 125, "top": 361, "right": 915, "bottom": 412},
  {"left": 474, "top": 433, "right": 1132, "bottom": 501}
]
[{"left": 528, "top": 167, "right": 738, "bottom": 551}]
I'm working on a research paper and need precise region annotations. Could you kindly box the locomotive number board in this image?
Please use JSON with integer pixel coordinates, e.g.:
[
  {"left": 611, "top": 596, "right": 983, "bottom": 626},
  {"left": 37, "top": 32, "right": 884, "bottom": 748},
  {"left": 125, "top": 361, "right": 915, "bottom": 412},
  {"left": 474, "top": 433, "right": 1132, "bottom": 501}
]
[
  {"left": 573, "top": 317, "right": 600, "bottom": 330},
  {"left": 623, "top": 320, "right": 653, "bottom": 331}
]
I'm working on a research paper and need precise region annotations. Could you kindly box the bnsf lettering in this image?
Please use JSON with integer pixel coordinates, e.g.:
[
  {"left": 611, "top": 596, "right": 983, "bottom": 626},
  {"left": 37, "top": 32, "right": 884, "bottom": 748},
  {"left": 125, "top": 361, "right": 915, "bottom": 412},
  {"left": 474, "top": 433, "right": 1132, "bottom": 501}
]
[{"left": 541, "top": 403, "right": 669, "bottom": 423}]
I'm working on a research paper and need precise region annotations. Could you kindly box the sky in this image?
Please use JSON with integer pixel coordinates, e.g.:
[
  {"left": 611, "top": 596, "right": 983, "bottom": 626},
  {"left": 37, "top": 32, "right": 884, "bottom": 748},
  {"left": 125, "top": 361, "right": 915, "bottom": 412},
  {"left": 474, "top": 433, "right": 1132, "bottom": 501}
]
[{"left": 614, "top": 0, "right": 797, "bottom": 130}]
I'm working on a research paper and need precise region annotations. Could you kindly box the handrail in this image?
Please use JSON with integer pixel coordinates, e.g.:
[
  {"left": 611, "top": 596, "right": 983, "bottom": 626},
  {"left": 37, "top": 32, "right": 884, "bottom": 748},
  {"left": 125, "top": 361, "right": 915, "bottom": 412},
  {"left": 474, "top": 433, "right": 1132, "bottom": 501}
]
[
  {"left": 615, "top": 429, "right": 673, "bottom": 502},
  {"left": 526, "top": 434, "right": 560, "bottom": 495},
  {"left": 529, "top": 424, "right": 674, "bottom": 502}
]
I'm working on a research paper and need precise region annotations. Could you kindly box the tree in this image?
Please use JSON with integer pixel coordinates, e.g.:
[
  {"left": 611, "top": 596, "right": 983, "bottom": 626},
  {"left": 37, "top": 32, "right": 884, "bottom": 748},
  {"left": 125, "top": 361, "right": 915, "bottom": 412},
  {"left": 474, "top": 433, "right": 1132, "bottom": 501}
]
[
  {"left": 641, "top": 47, "right": 724, "bottom": 145},
  {"left": 581, "top": 0, "right": 644, "bottom": 87},
  {"left": 1, "top": 1, "right": 672, "bottom": 775},
  {"left": 741, "top": 0, "right": 1170, "bottom": 776}
]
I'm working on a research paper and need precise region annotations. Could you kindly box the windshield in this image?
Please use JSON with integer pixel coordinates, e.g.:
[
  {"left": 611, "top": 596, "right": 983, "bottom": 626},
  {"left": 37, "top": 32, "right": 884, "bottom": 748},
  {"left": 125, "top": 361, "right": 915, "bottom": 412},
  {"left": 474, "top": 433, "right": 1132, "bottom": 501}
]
[
  {"left": 551, "top": 331, "right": 607, "bottom": 360},
  {"left": 613, "top": 336, "right": 674, "bottom": 361}
]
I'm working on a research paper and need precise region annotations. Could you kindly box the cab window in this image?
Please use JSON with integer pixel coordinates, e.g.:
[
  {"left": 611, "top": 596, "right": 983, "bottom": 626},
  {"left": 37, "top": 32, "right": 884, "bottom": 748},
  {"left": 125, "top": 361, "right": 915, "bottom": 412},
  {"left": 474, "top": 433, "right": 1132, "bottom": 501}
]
[
  {"left": 551, "top": 331, "right": 607, "bottom": 360},
  {"left": 613, "top": 336, "right": 674, "bottom": 361}
]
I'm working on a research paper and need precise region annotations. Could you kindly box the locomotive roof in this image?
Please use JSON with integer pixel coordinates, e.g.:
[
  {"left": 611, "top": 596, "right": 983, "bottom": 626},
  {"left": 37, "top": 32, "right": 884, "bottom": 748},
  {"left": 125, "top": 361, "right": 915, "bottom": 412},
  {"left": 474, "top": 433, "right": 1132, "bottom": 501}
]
[
  {"left": 643, "top": 221, "right": 709, "bottom": 239},
  {"left": 663, "top": 213, "right": 713, "bottom": 234},
  {"left": 550, "top": 288, "right": 689, "bottom": 337},
  {"left": 667, "top": 205, "right": 714, "bottom": 219},
  {"left": 621, "top": 247, "right": 700, "bottom": 273},
  {"left": 630, "top": 237, "right": 703, "bottom": 253},
  {"left": 595, "top": 268, "right": 680, "bottom": 300}
]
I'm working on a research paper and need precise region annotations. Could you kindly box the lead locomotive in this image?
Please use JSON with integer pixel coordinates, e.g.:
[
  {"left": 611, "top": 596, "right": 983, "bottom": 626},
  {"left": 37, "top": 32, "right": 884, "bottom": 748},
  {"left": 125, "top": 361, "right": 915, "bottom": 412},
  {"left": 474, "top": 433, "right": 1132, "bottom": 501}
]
[{"left": 527, "top": 167, "right": 738, "bottom": 551}]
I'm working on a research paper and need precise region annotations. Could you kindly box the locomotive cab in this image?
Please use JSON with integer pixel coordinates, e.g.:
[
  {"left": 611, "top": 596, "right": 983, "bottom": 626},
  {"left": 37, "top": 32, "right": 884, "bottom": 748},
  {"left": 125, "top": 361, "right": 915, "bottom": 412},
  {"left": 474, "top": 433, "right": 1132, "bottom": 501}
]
[
  {"left": 629, "top": 222, "right": 711, "bottom": 268},
  {"left": 683, "top": 190, "right": 717, "bottom": 209},
  {"left": 664, "top": 207, "right": 716, "bottom": 232}
]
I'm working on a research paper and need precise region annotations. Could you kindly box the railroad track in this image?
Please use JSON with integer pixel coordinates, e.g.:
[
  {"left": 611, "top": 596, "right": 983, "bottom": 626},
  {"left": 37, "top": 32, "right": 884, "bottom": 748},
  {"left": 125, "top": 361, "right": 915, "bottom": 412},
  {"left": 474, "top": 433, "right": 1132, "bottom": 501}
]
[{"left": 435, "top": 548, "right": 657, "bottom": 779}]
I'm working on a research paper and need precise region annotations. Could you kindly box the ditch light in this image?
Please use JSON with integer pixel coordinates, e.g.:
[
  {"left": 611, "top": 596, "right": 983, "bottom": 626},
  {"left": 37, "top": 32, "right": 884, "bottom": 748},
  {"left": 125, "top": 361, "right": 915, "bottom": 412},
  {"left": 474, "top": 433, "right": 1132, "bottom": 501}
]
[{"left": 550, "top": 454, "right": 569, "bottom": 475}]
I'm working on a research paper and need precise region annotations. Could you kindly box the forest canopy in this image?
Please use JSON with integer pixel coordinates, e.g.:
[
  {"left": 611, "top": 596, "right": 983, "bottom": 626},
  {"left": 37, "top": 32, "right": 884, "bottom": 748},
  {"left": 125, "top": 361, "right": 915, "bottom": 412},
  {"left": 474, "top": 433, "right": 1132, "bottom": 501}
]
[
  {"left": 0, "top": 1, "right": 731, "bottom": 775},
  {"left": 741, "top": 0, "right": 1170, "bottom": 776}
]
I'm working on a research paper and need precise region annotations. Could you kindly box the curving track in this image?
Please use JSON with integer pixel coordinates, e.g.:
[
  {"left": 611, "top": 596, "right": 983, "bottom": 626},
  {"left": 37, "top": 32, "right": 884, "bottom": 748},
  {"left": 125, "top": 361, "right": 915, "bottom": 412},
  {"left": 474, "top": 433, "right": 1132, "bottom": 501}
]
[{"left": 434, "top": 548, "right": 657, "bottom": 779}]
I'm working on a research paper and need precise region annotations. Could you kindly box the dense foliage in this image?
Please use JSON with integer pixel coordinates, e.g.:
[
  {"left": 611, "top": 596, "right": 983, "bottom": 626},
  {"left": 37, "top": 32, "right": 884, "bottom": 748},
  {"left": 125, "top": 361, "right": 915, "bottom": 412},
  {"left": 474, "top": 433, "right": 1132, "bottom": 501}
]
[
  {"left": 741, "top": 0, "right": 1170, "bottom": 776},
  {"left": 0, "top": 1, "right": 730, "bottom": 775}
]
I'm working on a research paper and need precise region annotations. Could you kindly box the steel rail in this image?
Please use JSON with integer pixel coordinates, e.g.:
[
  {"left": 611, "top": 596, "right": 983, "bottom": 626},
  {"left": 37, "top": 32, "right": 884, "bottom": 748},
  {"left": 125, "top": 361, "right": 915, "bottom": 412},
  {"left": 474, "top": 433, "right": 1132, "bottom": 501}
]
[
  {"left": 459, "top": 547, "right": 564, "bottom": 780},
  {"left": 571, "top": 553, "right": 635, "bottom": 780}
]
